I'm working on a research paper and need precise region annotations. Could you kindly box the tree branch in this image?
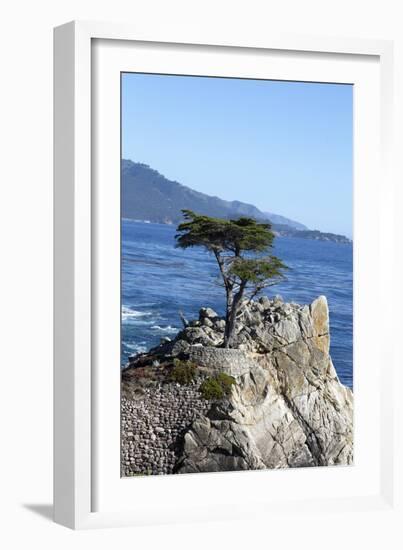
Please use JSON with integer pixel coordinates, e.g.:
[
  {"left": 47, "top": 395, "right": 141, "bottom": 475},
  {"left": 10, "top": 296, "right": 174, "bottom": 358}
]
[{"left": 213, "top": 249, "right": 231, "bottom": 292}]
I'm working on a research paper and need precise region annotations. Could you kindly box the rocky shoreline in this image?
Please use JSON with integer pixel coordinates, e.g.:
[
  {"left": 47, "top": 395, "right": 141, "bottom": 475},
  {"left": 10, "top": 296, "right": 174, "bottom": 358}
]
[{"left": 121, "top": 295, "right": 353, "bottom": 476}]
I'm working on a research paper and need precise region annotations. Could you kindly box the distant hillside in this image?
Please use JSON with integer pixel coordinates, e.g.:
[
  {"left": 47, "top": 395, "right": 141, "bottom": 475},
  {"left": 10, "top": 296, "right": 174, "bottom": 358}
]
[
  {"left": 274, "top": 228, "right": 351, "bottom": 244},
  {"left": 122, "top": 160, "right": 350, "bottom": 243},
  {"left": 122, "top": 160, "right": 279, "bottom": 225},
  {"left": 263, "top": 212, "right": 307, "bottom": 231}
]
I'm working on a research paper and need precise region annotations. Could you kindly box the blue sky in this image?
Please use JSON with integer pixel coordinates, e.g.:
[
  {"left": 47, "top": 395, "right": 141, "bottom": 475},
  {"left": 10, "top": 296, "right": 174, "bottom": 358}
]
[{"left": 122, "top": 73, "right": 352, "bottom": 236}]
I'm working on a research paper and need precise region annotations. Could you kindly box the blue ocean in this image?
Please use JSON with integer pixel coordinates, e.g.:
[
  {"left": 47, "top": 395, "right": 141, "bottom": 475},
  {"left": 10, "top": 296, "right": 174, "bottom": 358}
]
[{"left": 121, "top": 220, "right": 353, "bottom": 389}]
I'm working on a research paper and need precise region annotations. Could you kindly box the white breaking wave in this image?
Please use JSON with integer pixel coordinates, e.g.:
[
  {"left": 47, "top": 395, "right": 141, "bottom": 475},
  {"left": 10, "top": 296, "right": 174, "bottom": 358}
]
[
  {"left": 121, "top": 305, "right": 153, "bottom": 321},
  {"left": 124, "top": 341, "right": 147, "bottom": 354},
  {"left": 150, "top": 325, "right": 178, "bottom": 334}
]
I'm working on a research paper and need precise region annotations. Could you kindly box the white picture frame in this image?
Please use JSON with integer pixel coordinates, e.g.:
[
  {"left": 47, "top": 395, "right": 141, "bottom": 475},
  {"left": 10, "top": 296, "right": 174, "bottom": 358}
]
[{"left": 54, "top": 20, "right": 398, "bottom": 530}]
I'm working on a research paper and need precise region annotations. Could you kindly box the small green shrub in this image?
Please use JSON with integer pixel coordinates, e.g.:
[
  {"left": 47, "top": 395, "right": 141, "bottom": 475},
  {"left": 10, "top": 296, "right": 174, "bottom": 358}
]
[
  {"left": 170, "top": 359, "right": 197, "bottom": 385},
  {"left": 216, "top": 373, "right": 237, "bottom": 395},
  {"left": 199, "top": 373, "right": 236, "bottom": 400},
  {"left": 199, "top": 377, "right": 223, "bottom": 400}
]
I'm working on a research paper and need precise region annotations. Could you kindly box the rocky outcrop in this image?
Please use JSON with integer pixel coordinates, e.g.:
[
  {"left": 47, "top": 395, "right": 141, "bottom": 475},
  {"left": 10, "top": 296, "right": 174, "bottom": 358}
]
[{"left": 122, "top": 295, "right": 353, "bottom": 475}]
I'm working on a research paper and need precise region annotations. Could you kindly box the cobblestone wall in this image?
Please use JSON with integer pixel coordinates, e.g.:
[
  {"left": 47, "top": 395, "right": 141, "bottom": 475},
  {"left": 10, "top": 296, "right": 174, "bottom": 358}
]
[{"left": 121, "top": 378, "right": 209, "bottom": 476}]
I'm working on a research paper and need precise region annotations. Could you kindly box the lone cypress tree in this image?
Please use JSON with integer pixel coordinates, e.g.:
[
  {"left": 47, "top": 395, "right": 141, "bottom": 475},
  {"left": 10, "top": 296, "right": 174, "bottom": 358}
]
[{"left": 175, "top": 210, "right": 287, "bottom": 348}]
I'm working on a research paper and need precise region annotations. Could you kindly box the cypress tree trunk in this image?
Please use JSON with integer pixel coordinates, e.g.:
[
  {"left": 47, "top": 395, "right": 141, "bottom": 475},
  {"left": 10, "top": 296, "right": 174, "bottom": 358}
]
[
  {"left": 224, "top": 289, "right": 233, "bottom": 348},
  {"left": 224, "top": 308, "right": 237, "bottom": 348},
  {"left": 223, "top": 287, "right": 244, "bottom": 348}
]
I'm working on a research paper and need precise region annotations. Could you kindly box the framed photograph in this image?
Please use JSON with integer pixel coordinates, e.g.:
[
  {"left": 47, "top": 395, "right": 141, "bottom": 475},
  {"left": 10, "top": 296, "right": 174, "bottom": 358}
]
[{"left": 54, "top": 21, "right": 396, "bottom": 529}]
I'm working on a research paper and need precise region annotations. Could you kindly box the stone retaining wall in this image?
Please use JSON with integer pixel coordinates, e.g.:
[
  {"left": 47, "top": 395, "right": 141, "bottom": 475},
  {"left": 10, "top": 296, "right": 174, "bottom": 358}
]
[
  {"left": 121, "top": 377, "right": 209, "bottom": 476},
  {"left": 189, "top": 346, "right": 258, "bottom": 377}
]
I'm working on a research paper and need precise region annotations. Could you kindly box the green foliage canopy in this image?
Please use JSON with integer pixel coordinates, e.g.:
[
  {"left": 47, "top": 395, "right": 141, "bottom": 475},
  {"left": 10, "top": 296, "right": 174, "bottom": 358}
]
[{"left": 176, "top": 210, "right": 274, "bottom": 254}]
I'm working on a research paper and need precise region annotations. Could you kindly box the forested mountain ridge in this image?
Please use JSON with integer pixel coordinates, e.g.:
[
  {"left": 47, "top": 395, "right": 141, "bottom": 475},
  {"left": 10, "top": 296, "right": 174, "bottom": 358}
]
[{"left": 122, "top": 159, "right": 350, "bottom": 243}]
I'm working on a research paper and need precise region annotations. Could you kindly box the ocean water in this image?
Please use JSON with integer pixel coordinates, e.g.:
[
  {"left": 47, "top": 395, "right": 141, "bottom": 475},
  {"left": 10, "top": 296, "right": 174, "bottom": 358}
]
[{"left": 122, "top": 220, "right": 353, "bottom": 388}]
